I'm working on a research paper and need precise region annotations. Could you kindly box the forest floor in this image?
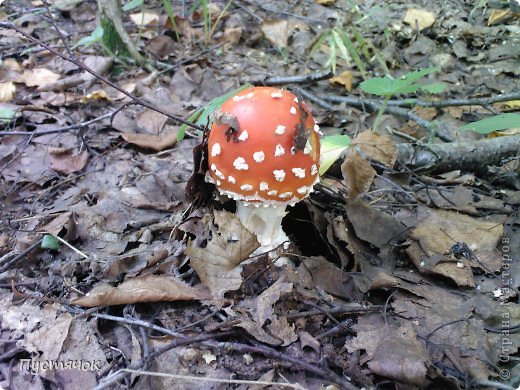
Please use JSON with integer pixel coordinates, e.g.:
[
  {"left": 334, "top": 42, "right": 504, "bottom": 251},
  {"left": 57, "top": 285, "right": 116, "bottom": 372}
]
[{"left": 0, "top": 0, "right": 519, "bottom": 389}]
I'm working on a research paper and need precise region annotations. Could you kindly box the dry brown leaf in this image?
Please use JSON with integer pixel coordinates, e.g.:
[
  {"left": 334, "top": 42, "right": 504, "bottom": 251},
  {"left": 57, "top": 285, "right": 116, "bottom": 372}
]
[
  {"left": 129, "top": 10, "right": 159, "bottom": 26},
  {"left": 341, "top": 150, "right": 376, "bottom": 199},
  {"left": 410, "top": 209, "right": 503, "bottom": 272},
  {"left": 20, "top": 68, "right": 61, "bottom": 89},
  {"left": 186, "top": 210, "right": 260, "bottom": 296},
  {"left": 352, "top": 131, "right": 397, "bottom": 167},
  {"left": 121, "top": 132, "right": 178, "bottom": 151},
  {"left": 49, "top": 150, "right": 88, "bottom": 174},
  {"left": 0, "top": 81, "right": 16, "bottom": 102},
  {"left": 488, "top": 9, "right": 516, "bottom": 26},
  {"left": 136, "top": 108, "right": 168, "bottom": 134},
  {"left": 316, "top": 0, "right": 335, "bottom": 4},
  {"left": 403, "top": 8, "right": 436, "bottom": 31},
  {"left": 329, "top": 70, "right": 353, "bottom": 92},
  {"left": 71, "top": 275, "right": 209, "bottom": 307},
  {"left": 261, "top": 19, "right": 289, "bottom": 48},
  {"left": 81, "top": 90, "right": 110, "bottom": 103},
  {"left": 414, "top": 105, "right": 437, "bottom": 120}
]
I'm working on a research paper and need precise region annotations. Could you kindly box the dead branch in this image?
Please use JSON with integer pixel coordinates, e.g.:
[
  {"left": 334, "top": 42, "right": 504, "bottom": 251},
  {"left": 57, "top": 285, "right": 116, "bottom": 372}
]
[
  {"left": 0, "top": 22, "right": 203, "bottom": 132},
  {"left": 397, "top": 136, "right": 520, "bottom": 173}
]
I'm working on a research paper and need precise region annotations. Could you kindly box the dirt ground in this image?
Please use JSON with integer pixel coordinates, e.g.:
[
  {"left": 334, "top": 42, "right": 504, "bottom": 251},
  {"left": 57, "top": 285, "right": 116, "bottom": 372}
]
[{"left": 0, "top": 0, "right": 519, "bottom": 389}]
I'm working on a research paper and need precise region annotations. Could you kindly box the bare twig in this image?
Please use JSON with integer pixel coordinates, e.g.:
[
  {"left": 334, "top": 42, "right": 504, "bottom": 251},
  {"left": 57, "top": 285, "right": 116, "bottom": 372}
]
[
  {"left": 0, "top": 113, "right": 112, "bottom": 136},
  {"left": 0, "top": 22, "right": 203, "bottom": 131},
  {"left": 244, "top": 70, "right": 334, "bottom": 86}
]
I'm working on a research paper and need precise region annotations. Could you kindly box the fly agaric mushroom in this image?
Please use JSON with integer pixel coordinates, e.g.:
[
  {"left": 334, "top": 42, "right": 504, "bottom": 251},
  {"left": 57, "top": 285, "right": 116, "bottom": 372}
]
[{"left": 206, "top": 86, "right": 321, "bottom": 248}]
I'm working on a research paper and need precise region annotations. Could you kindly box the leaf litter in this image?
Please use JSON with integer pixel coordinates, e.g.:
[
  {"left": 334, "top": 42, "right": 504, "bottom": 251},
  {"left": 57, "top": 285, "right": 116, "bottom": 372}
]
[{"left": 0, "top": 0, "right": 519, "bottom": 389}]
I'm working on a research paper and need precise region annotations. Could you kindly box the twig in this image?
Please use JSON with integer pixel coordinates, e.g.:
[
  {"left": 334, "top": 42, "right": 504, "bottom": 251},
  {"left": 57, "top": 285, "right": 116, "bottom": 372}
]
[
  {"left": 0, "top": 22, "right": 203, "bottom": 131},
  {"left": 0, "top": 113, "right": 112, "bottom": 136},
  {"left": 244, "top": 70, "right": 334, "bottom": 86},
  {"left": 0, "top": 239, "right": 42, "bottom": 273},
  {"left": 286, "top": 304, "right": 383, "bottom": 319},
  {"left": 100, "top": 368, "right": 307, "bottom": 389},
  {"left": 387, "top": 91, "right": 520, "bottom": 108}
]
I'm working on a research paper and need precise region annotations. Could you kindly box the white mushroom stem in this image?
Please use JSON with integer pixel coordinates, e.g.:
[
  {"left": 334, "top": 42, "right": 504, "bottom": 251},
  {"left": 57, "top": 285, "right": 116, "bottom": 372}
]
[{"left": 236, "top": 202, "right": 288, "bottom": 250}]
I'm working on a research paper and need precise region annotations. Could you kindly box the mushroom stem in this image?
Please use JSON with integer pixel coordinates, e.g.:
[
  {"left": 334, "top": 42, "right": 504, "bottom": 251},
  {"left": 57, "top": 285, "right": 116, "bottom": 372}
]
[{"left": 236, "top": 202, "right": 288, "bottom": 249}]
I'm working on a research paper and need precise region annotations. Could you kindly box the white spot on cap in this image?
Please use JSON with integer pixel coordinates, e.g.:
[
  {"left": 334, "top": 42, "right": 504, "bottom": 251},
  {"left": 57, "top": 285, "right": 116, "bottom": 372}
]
[
  {"left": 290, "top": 106, "right": 297, "bottom": 115},
  {"left": 233, "top": 95, "right": 246, "bottom": 102},
  {"left": 259, "top": 182, "right": 269, "bottom": 191},
  {"left": 274, "top": 144, "right": 285, "bottom": 157},
  {"left": 279, "top": 192, "right": 293, "bottom": 199},
  {"left": 228, "top": 175, "right": 236, "bottom": 184},
  {"left": 211, "top": 143, "right": 221, "bottom": 157},
  {"left": 233, "top": 157, "right": 249, "bottom": 170},
  {"left": 267, "top": 190, "right": 278, "bottom": 196},
  {"left": 311, "top": 164, "right": 318, "bottom": 175},
  {"left": 246, "top": 92, "right": 255, "bottom": 99},
  {"left": 253, "top": 151, "right": 265, "bottom": 162},
  {"left": 293, "top": 96, "right": 299, "bottom": 103},
  {"left": 290, "top": 146, "right": 297, "bottom": 155},
  {"left": 214, "top": 168, "right": 225, "bottom": 180},
  {"left": 238, "top": 130, "right": 248, "bottom": 141},
  {"left": 274, "top": 125, "right": 286, "bottom": 135},
  {"left": 240, "top": 184, "right": 253, "bottom": 191},
  {"left": 206, "top": 174, "right": 216, "bottom": 184},
  {"left": 296, "top": 186, "right": 309, "bottom": 194},
  {"left": 271, "top": 90, "right": 283, "bottom": 98},
  {"left": 210, "top": 163, "right": 217, "bottom": 171},
  {"left": 303, "top": 141, "right": 312, "bottom": 155},
  {"left": 216, "top": 180, "right": 222, "bottom": 185},
  {"left": 273, "top": 169, "right": 286, "bottom": 181},
  {"left": 314, "top": 124, "right": 320, "bottom": 133},
  {"left": 292, "top": 167, "right": 306, "bottom": 178}
]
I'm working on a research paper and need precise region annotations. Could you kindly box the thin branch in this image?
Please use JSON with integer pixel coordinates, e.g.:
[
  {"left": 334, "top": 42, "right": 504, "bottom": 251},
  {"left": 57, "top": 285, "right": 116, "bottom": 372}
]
[
  {"left": 0, "top": 22, "right": 204, "bottom": 131},
  {"left": 243, "top": 69, "right": 334, "bottom": 86},
  {"left": 0, "top": 113, "right": 112, "bottom": 136}
]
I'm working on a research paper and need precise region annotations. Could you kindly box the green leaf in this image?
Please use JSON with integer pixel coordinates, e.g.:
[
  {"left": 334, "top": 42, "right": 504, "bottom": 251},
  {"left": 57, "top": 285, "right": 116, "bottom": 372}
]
[
  {"left": 177, "top": 84, "right": 253, "bottom": 141},
  {"left": 418, "top": 82, "right": 447, "bottom": 94},
  {"left": 319, "top": 134, "right": 351, "bottom": 175},
  {"left": 0, "top": 106, "right": 16, "bottom": 122},
  {"left": 122, "top": 0, "right": 143, "bottom": 11},
  {"left": 41, "top": 234, "right": 60, "bottom": 250},
  {"left": 360, "top": 67, "right": 440, "bottom": 97},
  {"left": 72, "top": 25, "right": 103, "bottom": 49},
  {"left": 459, "top": 113, "right": 520, "bottom": 134}
]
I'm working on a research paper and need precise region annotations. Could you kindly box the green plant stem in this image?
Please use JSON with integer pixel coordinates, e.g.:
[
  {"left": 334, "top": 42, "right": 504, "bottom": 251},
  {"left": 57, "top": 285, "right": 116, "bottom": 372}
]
[{"left": 372, "top": 94, "right": 391, "bottom": 132}]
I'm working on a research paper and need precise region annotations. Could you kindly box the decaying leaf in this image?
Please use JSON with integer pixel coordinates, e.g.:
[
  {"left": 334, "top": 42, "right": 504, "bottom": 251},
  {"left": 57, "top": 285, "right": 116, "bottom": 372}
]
[
  {"left": 121, "top": 132, "right": 178, "bottom": 151},
  {"left": 409, "top": 209, "right": 504, "bottom": 281},
  {"left": 403, "top": 8, "right": 436, "bottom": 31},
  {"left": 341, "top": 150, "right": 376, "bottom": 199},
  {"left": 186, "top": 210, "right": 260, "bottom": 296},
  {"left": 0, "top": 81, "right": 16, "bottom": 102},
  {"left": 352, "top": 131, "right": 397, "bottom": 168},
  {"left": 71, "top": 275, "right": 209, "bottom": 307},
  {"left": 329, "top": 70, "right": 353, "bottom": 91},
  {"left": 261, "top": 19, "right": 289, "bottom": 48},
  {"left": 48, "top": 150, "right": 89, "bottom": 174},
  {"left": 20, "top": 68, "right": 61, "bottom": 89},
  {"left": 129, "top": 10, "right": 160, "bottom": 26},
  {"left": 346, "top": 314, "right": 430, "bottom": 386}
]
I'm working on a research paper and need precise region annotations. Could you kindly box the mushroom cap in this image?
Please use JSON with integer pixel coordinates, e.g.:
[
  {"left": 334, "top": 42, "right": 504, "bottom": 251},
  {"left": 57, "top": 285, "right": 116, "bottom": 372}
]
[{"left": 207, "top": 86, "right": 320, "bottom": 205}]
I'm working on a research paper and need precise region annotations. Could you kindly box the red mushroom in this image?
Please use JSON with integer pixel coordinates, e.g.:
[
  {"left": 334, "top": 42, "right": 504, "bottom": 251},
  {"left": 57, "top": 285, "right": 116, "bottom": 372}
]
[{"left": 206, "top": 86, "right": 321, "bottom": 248}]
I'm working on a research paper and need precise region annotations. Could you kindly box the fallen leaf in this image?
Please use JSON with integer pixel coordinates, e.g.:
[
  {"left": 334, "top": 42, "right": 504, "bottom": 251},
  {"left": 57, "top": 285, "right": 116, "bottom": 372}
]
[
  {"left": 129, "top": 10, "right": 160, "bottom": 26},
  {"left": 261, "top": 19, "right": 289, "bottom": 48},
  {"left": 71, "top": 275, "right": 209, "bottom": 307},
  {"left": 81, "top": 89, "right": 110, "bottom": 103},
  {"left": 316, "top": 0, "right": 335, "bottom": 4},
  {"left": 186, "top": 210, "right": 260, "bottom": 296},
  {"left": 341, "top": 150, "right": 376, "bottom": 199},
  {"left": 0, "top": 81, "right": 16, "bottom": 102},
  {"left": 403, "top": 8, "right": 436, "bottom": 31},
  {"left": 121, "top": 132, "right": 178, "bottom": 151},
  {"left": 49, "top": 150, "right": 88, "bottom": 174},
  {"left": 487, "top": 9, "right": 515, "bottom": 26},
  {"left": 20, "top": 68, "right": 61, "bottom": 89},
  {"left": 352, "top": 131, "right": 397, "bottom": 168},
  {"left": 329, "top": 70, "right": 353, "bottom": 91}
]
